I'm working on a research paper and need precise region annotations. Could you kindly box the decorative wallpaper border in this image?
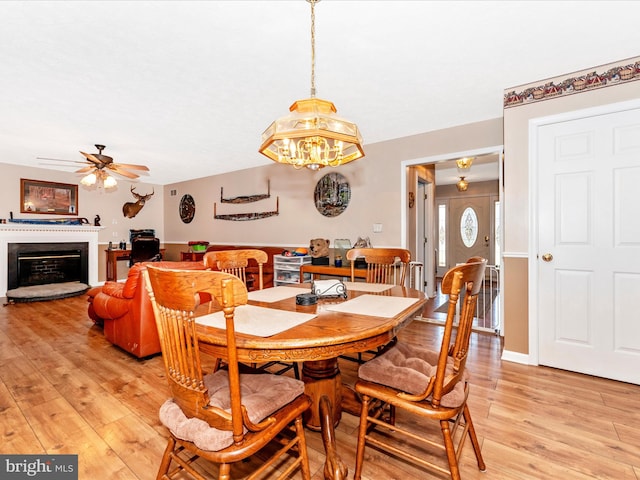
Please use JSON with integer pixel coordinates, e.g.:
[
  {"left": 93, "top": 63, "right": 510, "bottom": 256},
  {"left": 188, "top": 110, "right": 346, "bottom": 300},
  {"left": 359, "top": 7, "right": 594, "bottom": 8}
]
[{"left": 504, "top": 57, "right": 640, "bottom": 109}]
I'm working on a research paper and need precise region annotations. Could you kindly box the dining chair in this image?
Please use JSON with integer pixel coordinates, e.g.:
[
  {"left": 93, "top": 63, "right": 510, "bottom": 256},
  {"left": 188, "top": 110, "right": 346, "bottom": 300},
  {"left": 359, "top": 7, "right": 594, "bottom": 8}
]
[
  {"left": 204, "top": 249, "right": 300, "bottom": 379},
  {"left": 144, "top": 266, "right": 311, "bottom": 480},
  {"left": 344, "top": 247, "right": 412, "bottom": 362},
  {"left": 204, "top": 249, "right": 268, "bottom": 291},
  {"left": 353, "top": 257, "right": 487, "bottom": 480},
  {"left": 346, "top": 247, "right": 411, "bottom": 286}
]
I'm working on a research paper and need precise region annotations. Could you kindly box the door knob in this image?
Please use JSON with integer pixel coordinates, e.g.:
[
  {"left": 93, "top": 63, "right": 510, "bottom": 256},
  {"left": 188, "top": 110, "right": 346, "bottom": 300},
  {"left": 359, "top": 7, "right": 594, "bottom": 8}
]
[{"left": 542, "top": 253, "right": 553, "bottom": 262}]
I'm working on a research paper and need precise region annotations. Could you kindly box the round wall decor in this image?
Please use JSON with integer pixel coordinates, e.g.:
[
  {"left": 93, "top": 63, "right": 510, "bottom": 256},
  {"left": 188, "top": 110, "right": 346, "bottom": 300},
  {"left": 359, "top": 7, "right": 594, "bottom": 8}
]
[
  {"left": 179, "top": 194, "right": 196, "bottom": 223},
  {"left": 314, "top": 173, "right": 351, "bottom": 217}
]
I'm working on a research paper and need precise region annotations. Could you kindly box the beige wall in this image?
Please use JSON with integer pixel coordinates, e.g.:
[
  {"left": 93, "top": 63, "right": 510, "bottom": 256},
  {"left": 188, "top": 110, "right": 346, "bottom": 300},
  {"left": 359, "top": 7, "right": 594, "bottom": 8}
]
[
  {"left": 0, "top": 118, "right": 502, "bottom": 285},
  {"left": 503, "top": 59, "right": 640, "bottom": 355},
  {"left": 0, "top": 163, "right": 164, "bottom": 281},
  {"left": 163, "top": 118, "right": 504, "bottom": 251}
]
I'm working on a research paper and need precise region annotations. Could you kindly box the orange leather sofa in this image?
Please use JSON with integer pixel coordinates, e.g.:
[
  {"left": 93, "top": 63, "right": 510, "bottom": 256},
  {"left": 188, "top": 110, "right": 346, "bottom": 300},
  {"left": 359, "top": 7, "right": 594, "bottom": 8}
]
[{"left": 87, "top": 261, "right": 206, "bottom": 358}]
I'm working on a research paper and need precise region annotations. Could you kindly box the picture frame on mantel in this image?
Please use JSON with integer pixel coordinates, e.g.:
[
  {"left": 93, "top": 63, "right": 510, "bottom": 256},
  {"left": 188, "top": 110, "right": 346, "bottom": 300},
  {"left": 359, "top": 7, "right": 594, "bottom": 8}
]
[{"left": 20, "top": 178, "right": 78, "bottom": 215}]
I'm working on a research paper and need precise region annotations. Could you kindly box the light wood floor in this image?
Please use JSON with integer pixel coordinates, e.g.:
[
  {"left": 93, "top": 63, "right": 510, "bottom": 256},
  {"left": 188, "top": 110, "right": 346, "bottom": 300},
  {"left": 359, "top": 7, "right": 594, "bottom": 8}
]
[{"left": 1, "top": 295, "right": 639, "bottom": 479}]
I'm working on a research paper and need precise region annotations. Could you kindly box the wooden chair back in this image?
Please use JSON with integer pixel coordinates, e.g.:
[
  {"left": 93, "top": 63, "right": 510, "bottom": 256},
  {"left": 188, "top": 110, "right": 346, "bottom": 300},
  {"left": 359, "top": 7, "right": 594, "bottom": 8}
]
[
  {"left": 143, "top": 266, "right": 249, "bottom": 436},
  {"left": 204, "top": 248, "right": 268, "bottom": 290},
  {"left": 346, "top": 247, "right": 411, "bottom": 285},
  {"left": 430, "top": 257, "right": 487, "bottom": 406}
]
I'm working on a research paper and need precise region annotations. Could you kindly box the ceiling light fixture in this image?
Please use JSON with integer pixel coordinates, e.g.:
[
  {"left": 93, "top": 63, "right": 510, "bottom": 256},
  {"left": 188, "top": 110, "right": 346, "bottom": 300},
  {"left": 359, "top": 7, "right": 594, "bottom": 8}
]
[
  {"left": 456, "top": 157, "right": 474, "bottom": 169},
  {"left": 80, "top": 169, "right": 117, "bottom": 189},
  {"left": 456, "top": 176, "right": 469, "bottom": 192},
  {"left": 259, "top": 0, "right": 364, "bottom": 170}
]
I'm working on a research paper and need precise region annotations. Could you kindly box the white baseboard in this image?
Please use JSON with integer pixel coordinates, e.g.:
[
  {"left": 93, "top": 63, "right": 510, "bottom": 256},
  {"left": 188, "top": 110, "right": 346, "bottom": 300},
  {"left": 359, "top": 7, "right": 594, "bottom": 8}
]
[{"left": 501, "top": 349, "right": 531, "bottom": 365}]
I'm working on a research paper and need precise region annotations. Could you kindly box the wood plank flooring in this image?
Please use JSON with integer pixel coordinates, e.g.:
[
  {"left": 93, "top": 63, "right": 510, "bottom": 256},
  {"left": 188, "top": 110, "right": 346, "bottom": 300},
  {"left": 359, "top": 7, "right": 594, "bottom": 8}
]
[{"left": 1, "top": 295, "right": 639, "bottom": 479}]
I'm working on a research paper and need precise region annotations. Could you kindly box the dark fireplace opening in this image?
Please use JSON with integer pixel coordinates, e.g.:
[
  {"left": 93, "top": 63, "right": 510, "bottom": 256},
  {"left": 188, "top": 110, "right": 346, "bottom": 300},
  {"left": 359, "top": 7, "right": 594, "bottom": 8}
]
[{"left": 8, "top": 242, "right": 89, "bottom": 291}]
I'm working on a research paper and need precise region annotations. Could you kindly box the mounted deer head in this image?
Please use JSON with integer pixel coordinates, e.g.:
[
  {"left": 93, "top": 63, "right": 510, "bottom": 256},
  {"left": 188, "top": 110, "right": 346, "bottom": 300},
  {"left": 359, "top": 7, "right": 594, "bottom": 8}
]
[{"left": 122, "top": 186, "right": 154, "bottom": 218}]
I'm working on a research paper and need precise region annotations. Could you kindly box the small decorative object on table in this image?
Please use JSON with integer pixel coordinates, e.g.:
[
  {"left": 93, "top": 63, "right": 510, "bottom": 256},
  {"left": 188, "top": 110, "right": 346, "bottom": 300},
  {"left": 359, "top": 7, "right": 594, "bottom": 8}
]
[
  {"left": 312, "top": 279, "right": 347, "bottom": 299},
  {"left": 296, "top": 292, "right": 318, "bottom": 306}
]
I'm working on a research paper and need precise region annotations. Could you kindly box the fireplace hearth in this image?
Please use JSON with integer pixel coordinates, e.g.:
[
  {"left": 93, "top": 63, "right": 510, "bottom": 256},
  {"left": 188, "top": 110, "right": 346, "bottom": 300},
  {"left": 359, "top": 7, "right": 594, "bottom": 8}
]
[
  {"left": 0, "top": 224, "right": 101, "bottom": 301},
  {"left": 6, "top": 242, "right": 89, "bottom": 302}
]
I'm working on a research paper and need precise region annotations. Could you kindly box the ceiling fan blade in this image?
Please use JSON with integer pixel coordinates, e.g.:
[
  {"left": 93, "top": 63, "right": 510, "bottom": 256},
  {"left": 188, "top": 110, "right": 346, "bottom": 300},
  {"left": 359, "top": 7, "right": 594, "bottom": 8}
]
[
  {"left": 75, "top": 166, "right": 96, "bottom": 174},
  {"left": 79, "top": 151, "right": 103, "bottom": 166},
  {"left": 110, "top": 163, "right": 149, "bottom": 171},
  {"left": 107, "top": 165, "right": 139, "bottom": 179},
  {"left": 37, "top": 156, "right": 85, "bottom": 164}
]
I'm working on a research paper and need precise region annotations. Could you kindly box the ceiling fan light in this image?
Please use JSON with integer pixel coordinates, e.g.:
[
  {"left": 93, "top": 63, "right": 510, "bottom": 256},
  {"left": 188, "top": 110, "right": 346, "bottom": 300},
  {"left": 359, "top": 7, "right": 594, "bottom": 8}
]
[
  {"left": 103, "top": 175, "right": 117, "bottom": 189},
  {"left": 81, "top": 173, "right": 97, "bottom": 186}
]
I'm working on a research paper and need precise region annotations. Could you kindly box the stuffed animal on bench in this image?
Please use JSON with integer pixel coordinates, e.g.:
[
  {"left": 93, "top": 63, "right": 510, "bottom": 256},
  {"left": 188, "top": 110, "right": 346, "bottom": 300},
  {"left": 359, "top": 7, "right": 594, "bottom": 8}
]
[{"left": 309, "top": 238, "right": 330, "bottom": 265}]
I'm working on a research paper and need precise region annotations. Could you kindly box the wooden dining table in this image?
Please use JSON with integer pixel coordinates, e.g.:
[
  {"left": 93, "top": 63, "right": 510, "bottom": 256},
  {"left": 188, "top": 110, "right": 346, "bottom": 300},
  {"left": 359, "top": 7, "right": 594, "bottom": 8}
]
[{"left": 195, "top": 281, "right": 427, "bottom": 480}]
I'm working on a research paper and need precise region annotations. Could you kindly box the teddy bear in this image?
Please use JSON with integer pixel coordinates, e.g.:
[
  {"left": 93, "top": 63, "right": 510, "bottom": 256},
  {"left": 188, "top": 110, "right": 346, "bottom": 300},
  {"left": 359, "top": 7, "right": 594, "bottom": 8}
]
[{"left": 309, "top": 238, "right": 330, "bottom": 265}]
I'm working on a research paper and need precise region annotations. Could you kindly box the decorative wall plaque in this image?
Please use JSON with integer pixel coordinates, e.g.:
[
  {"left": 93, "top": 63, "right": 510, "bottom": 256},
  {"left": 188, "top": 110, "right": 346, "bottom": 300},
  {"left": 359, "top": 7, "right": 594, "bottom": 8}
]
[
  {"left": 179, "top": 194, "right": 196, "bottom": 223},
  {"left": 314, "top": 173, "right": 350, "bottom": 217}
]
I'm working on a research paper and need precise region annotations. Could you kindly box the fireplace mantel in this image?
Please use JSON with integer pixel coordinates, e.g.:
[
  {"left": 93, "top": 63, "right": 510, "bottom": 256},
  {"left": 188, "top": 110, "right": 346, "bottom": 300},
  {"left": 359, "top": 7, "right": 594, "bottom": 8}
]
[{"left": 0, "top": 224, "right": 103, "bottom": 296}]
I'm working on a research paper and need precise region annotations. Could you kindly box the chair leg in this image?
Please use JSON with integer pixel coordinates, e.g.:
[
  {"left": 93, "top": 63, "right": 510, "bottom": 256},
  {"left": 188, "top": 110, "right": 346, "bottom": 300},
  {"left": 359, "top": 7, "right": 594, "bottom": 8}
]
[
  {"left": 354, "top": 394, "right": 371, "bottom": 480},
  {"left": 218, "top": 462, "right": 231, "bottom": 480},
  {"left": 156, "top": 438, "right": 174, "bottom": 480},
  {"left": 463, "top": 404, "right": 486, "bottom": 471},
  {"left": 294, "top": 415, "right": 312, "bottom": 480},
  {"left": 440, "top": 420, "right": 461, "bottom": 480}
]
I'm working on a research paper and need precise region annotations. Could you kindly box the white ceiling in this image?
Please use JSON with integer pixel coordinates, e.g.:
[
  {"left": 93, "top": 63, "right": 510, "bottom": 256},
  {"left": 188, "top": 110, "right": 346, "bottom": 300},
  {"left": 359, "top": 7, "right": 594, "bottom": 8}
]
[{"left": 2, "top": 1, "right": 639, "bottom": 186}]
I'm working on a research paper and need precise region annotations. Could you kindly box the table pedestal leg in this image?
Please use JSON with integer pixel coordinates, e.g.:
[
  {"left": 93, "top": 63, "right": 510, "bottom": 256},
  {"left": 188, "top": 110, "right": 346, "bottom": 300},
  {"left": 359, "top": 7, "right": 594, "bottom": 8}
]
[
  {"left": 320, "top": 395, "right": 348, "bottom": 480},
  {"left": 301, "top": 359, "right": 342, "bottom": 430},
  {"left": 301, "top": 358, "right": 347, "bottom": 480}
]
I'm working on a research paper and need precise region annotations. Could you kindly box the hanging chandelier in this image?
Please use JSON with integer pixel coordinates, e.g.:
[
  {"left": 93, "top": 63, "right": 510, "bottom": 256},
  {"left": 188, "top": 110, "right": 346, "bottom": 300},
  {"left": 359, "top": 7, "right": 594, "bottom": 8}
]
[
  {"left": 259, "top": 0, "right": 364, "bottom": 170},
  {"left": 456, "top": 176, "right": 469, "bottom": 192}
]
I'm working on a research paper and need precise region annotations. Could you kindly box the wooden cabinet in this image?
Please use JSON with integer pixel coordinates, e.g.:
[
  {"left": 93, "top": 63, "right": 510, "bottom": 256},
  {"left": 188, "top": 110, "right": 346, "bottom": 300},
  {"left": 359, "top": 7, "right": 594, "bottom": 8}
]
[
  {"left": 180, "top": 251, "right": 205, "bottom": 262},
  {"left": 273, "top": 254, "right": 311, "bottom": 286}
]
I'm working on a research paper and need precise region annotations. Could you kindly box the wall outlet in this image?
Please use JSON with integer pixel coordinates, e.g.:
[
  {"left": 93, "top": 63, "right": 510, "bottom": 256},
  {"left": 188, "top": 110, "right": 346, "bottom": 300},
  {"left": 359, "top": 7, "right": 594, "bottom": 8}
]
[{"left": 373, "top": 223, "right": 383, "bottom": 233}]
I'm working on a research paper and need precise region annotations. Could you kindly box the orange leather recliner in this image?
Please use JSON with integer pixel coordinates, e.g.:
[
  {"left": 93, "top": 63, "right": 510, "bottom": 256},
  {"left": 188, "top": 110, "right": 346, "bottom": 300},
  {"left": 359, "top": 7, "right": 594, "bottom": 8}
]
[{"left": 87, "top": 261, "right": 206, "bottom": 358}]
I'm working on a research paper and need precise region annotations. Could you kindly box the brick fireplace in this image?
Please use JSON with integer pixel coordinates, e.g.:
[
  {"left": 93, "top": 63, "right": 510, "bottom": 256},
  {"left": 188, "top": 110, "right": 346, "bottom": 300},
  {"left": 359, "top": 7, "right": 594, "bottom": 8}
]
[{"left": 0, "top": 224, "right": 101, "bottom": 297}]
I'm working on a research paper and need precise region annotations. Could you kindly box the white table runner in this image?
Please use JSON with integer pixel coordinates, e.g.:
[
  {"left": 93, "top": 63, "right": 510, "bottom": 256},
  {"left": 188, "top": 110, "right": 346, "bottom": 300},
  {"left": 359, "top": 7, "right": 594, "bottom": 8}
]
[
  {"left": 196, "top": 304, "right": 316, "bottom": 337},
  {"left": 247, "top": 286, "right": 305, "bottom": 303},
  {"left": 326, "top": 294, "right": 420, "bottom": 318}
]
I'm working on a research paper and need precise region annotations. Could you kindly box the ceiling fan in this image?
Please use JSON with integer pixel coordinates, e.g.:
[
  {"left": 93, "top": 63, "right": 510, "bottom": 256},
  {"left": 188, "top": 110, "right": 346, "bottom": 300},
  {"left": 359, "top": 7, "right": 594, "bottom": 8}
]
[{"left": 38, "top": 144, "right": 149, "bottom": 188}]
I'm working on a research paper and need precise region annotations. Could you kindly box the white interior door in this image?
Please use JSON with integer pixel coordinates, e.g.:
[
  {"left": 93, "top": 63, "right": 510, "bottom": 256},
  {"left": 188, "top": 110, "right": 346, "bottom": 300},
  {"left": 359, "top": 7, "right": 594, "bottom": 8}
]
[{"left": 535, "top": 104, "right": 640, "bottom": 385}]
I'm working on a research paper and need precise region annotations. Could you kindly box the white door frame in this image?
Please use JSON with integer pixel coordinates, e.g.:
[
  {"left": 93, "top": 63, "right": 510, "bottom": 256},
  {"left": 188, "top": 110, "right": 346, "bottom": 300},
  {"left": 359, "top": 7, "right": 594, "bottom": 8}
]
[
  {"left": 401, "top": 144, "right": 504, "bottom": 333},
  {"left": 527, "top": 98, "right": 640, "bottom": 365}
]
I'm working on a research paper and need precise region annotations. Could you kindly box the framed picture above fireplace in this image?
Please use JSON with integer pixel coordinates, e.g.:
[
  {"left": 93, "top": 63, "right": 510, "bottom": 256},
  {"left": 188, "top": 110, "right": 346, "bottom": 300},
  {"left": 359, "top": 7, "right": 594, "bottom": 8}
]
[{"left": 20, "top": 178, "right": 78, "bottom": 215}]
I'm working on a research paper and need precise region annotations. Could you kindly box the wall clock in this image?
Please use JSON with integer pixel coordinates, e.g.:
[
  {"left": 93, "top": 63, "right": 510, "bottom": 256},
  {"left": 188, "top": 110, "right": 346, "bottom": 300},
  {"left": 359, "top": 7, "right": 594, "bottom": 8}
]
[
  {"left": 314, "top": 173, "right": 351, "bottom": 217},
  {"left": 179, "top": 194, "right": 196, "bottom": 223}
]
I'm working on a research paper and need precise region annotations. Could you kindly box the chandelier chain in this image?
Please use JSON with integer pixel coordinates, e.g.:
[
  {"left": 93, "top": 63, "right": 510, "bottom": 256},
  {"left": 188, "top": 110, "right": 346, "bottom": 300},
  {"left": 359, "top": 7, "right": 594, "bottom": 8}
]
[{"left": 310, "top": 0, "right": 316, "bottom": 97}]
